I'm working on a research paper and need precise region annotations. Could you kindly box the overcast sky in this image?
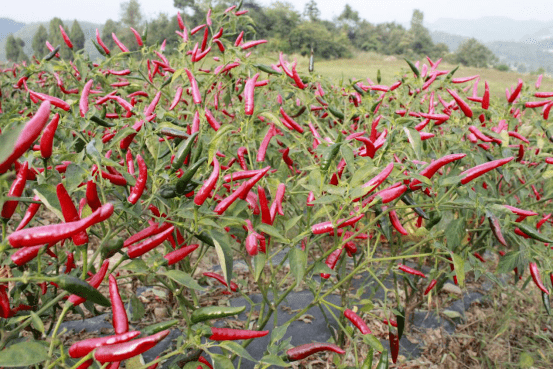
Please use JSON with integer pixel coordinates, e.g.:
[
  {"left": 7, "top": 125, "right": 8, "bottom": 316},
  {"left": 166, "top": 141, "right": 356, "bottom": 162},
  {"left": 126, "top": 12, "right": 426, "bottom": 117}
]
[{"left": 3, "top": 0, "right": 553, "bottom": 25}]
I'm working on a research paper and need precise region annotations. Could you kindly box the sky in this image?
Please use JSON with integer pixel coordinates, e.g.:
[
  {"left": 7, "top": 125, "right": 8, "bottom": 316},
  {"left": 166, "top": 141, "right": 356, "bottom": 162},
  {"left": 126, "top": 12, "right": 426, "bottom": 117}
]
[{"left": 2, "top": 0, "right": 553, "bottom": 25}]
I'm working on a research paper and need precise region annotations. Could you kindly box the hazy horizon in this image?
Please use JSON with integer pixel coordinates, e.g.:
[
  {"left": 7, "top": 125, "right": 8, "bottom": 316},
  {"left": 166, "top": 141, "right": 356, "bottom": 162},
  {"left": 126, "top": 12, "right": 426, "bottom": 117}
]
[{"left": 1, "top": 0, "right": 552, "bottom": 25}]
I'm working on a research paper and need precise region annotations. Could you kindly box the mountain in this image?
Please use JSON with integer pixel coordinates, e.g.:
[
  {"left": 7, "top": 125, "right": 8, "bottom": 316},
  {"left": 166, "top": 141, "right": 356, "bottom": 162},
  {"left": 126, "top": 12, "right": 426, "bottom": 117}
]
[
  {"left": 425, "top": 16, "right": 552, "bottom": 43},
  {"left": 0, "top": 18, "right": 26, "bottom": 40},
  {"left": 0, "top": 20, "right": 104, "bottom": 62}
]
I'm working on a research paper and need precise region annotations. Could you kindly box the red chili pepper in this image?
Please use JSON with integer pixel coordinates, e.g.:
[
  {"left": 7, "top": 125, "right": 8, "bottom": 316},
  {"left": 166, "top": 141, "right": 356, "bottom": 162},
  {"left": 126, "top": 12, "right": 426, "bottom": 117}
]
[
  {"left": 0, "top": 286, "right": 11, "bottom": 318},
  {"left": 198, "top": 356, "right": 213, "bottom": 369},
  {"left": 269, "top": 183, "right": 286, "bottom": 222},
  {"left": 59, "top": 25, "right": 73, "bottom": 49},
  {"left": 194, "top": 156, "right": 220, "bottom": 206},
  {"left": 446, "top": 88, "right": 473, "bottom": 118},
  {"left": 258, "top": 186, "right": 272, "bottom": 225},
  {"left": 389, "top": 332, "right": 399, "bottom": 363},
  {"left": 460, "top": 157, "right": 513, "bottom": 185},
  {"left": 94, "top": 330, "right": 170, "bottom": 363},
  {"left": 112, "top": 32, "right": 129, "bottom": 52},
  {"left": 389, "top": 210, "right": 408, "bottom": 235},
  {"left": 11, "top": 244, "right": 44, "bottom": 266},
  {"left": 508, "top": 78, "right": 523, "bottom": 103},
  {"left": 144, "top": 91, "right": 161, "bottom": 117},
  {"left": 344, "top": 309, "right": 371, "bottom": 334},
  {"left": 0, "top": 101, "right": 51, "bottom": 173},
  {"left": 57, "top": 183, "right": 89, "bottom": 246},
  {"left": 312, "top": 214, "right": 364, "bottom": 235},
  {"left": 241, "top": 40, "right": 267, "bottom": 50},
  {"left": 363, "top": 183, "right": 407, "bottom": 206},
  {"left": 488, "top": 214, "right": 507, "bottom": 246},
  {"left": 8, "top": 203, "right": 113, "bottom": 248},
  {"left": 504, "top": 205, "right": 538, "bottom": 218},
  {"left": 124, "top": 222, "right": 172, "bottom": 248},
  {"left": 257, "top": 125, "right": 276, "bottom": 162},
  {"left": 482, "top": 81, "right": 490, "bottom": 109},
  {"left": 224, "top": 169, "right": 259, "bottom": 183},
  {"left": 109, "top": 274, "right": 128, "bottom": 334},
  {"left": 469, "top": 125, "right": 493, "bottom": 142},
  {"left": 29, "top": 91, "right": 70, "bottom": 111},
  {"left": 164, "top": 244, "right": 198, "bottom": 265},
  {"left": 291, "top": 64, "right": 307, "bottom": 89},
  {"left": 68, "top": 259, "right": 110, "bottom": 306},
  {"left": 321, "top": 247, "right": 344, "bottom": 279},
  {"left": 127, "top": 226, "right": 175, "bottom": 258},
  {"left": 530, "top": 262, "right": 549, "bottom": 295},
  {"left": 451, "top": 75, "right": 479, "bottom": 84},
  {"left": 129, "top": 27, "right": 143, "bottom": 46},
  {"left": 168, "top": 87, "right": 183, "bottom": 111},
  {"left": 79, "top": 79, "right": 94, "bottom": 117},
  {"left": 184, "top": 68, "right": 202, "bottom": 105},
  {"left": 244, "top": 73, "right": 259, "bottom": 116},
  {"left": 1, "top": 161, "right": 28, "bottom": 220},
  {"left": 127, "top": 155, "right": 147, "bottom": 205},
  {"left": 214, "top": 167, "right": 271, "bottom": 215},
  {"left": 40, "top": 113, "right": 60, "bottom": 159},
  {"left": 85, "top": 180, "right": 102, "bottom": 212},
  {"left": 203, "top": 272, "right": 238, "bottom": 292},
  {"left": 398, "top": 263, "right": 426, "bottom": 278},
  {"left": 424, "top": 279, "right": 437, "bottom": 295},
  {"left": 279, "top": 107, "right": 304, "bottom": 133},
  {"left": 209, "top": 327, "right": 268, "bottom": 341},
  {"left": 204, "top": 108, "right": 221, "bottom": 131},
  {"left": 473, "top": 252, "right": 486, "bottom": 263},
  {"left": 237, "top": 147, "right": 248, "bottom": 170},
  {"left": 65, "top": 251, "right": 76, "bottom": 273},
  {"left": 286, "top": 343, "right": 345, "bottom": 361},
  {"left": 537, "top": 214, "right": 552, "bottom": 229},
  {"left": 360, "top": 162, "right": 395, "bottom": 194},
  {"left": 15, "top": 195, "right": 41, "bottom": 231}
]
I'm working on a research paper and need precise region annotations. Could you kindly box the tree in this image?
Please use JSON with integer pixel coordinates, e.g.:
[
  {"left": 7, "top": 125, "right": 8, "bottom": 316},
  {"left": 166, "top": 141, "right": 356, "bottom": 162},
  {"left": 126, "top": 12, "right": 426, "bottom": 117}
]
[
  {"left": 337, "top": 4, "right": 360, "bottom": 42},
  {"left": 303, "top": 0, "right": 320, "bottom": 22},
  {"left": 289, "top": 22, "right": 350, "bottom": 59},
  {"left": 101, "top": 19, "right": 119, "bottom": 51},
  {"left": 409, "top": 9, "right": 434, "bottom": 56},
  {"left": 5, "top": 34, "right": 28, "bottom": 62},
  {"left": 48, "top": 18, "right": 71, "bottom": 59},
  {"left": 32, "top": 24, "right": 49, "bottom": 58},
  {"left": 120, "top": 0, "right": 143, "bottom": 29},
  {"left": 452, "top": 38, "right": 498, "bottom": 68},
  {"left": 263, "top": 1, "right": 301, "bottom": 38},
  {"left": 70, "top": 20, "right": 85, "bottom": 51}
]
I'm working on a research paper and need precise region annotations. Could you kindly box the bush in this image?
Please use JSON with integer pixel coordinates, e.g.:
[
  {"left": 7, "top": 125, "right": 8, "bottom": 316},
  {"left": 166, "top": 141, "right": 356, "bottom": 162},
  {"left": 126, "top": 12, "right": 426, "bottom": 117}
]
[{"left": 495, "top": 64, "right": 510, "bottom": 72}]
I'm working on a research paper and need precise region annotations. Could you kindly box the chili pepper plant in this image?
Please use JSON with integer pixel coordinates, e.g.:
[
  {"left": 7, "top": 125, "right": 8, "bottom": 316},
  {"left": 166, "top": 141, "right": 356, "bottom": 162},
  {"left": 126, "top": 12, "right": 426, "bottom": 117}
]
[{"left": 0, "top": 3, "right": 552, "bottom": 368}]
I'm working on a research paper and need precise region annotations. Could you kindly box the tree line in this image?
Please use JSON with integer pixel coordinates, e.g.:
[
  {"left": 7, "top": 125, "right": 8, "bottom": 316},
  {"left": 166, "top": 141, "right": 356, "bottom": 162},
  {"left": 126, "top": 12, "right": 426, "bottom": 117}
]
[{"left": 4, "top": 0, "right": 499, "bottom": 69}]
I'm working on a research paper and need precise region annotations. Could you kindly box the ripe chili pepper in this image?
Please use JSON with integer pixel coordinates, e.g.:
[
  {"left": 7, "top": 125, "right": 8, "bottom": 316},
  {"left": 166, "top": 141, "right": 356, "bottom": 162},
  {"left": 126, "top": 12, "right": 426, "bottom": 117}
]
[
  {"left": 112, "top": 33, "right": 129, "bottom": 52},
  {"left": 536, "top": 213, "right": 552, "bottom": 229},
  {"left": 504, "top": 205, "right": 538, "bottom": 219},
  {"left": 214, "top": 167, "right": 270, "bottom": 215},
  {"left": 194, "top": 155, "right": 220, "bottom": 206},
  {"left": 424, "top": 279, "right": 437, "bottom": 295},
  {"left": 1, "top": 161, "right": 28, "bottom": 220},
  {"left": 446, "top": 88, "right": 473, "bottom": 118},
  {"left": 459, "top": 157, "right": 513, "bottom": 185},
  {"left": 40, "top": 113, "right": 59, "bottom": 159},
  {"left": 59, "top": 25, "right": 73, "bottom": 48},
  {"left": 258, "top": 186, "right": 272, "bottom": 224},
  {"left": 344, "top": 309, "right": 371, "bottom": 334},
  {"left": 144, "top": 91, "right": 162, "bottom": 117},
  {"left": 389, "top": 332, "right": 399, "bottom": 364},
  {"left": 64, "top": 251, "right": 76, "bottom": 273},
  {"left": 124, "top": 222, "right": 173, "bottom": 248},
  {"left": 257, "top": 125, "right": 276, "bottom": 162},
  {"left": 57, "top": 183, "right": 89, "bottom": 246},
  {"left": 312, "top": 214, "right": 364, "bottom": 234},
  {"left": 209, "top": 327, "right": 268, "bottom": 341},
  {"left": 163, "top": 244, "right": 198, "bottom": 265},
  {"left": 237, "top": 147, "right": 248, "bottom": 170},
  {"left": 307, "top": 191, "right": 315, "bottom": 207},
  {"left": 94, "top": 330, "right": 170, "bottom": 363},
  {"left": 286, "top": 343, "right": 345, "bottom": 361},
  {"left": 127, "top": 226, "right": 175, "bottom": 258},
  {"left": 204, "top": 108, "right": 221, "bottom": 131},
  {"left": 79, "top": 79, "right": 94, "bottom": 117},
  {"left": 198, "top": 356, "right": 213, "bottom": 369},
  {"left": 15, "top": 195, "right": 41, "bottom": 231},
  {"left": 363, "top": 183, "right": 407, "bottom": 207},
  {"left": 11, "top": 244, "right": 44, "bottom": 266},
  {"left": 109, "top": 275, "right": 128, "bottom": 334},
  {"left": 67, "top": 259, "right": 110, "bottom": 306},
  {"left": 487, "top": 213, "right": 507, "bottom": 246},
  {"left": 8, "top": 203, "right": 113, "bottom": 248},
  {"left": 224, "top": 169, "right": 259, "bottom": 182},
  {"left": 0, "top": 101, "right": 51, "bottom": 173},
  {"left": 185, "top": 68, "right": 202, "bottom": 104},
  {"left": 244, "top": 73, "right": 259, "bottom": 116},
  {"left": 530, "top": 262, "right": 549, "bottom": 294},
  {"left": 508, "top": 79, "right": 523, "bottom": 103},
  {"left": 129, "top": 27, "right": 143, "bottom": 46},
  {"left": 279, "top": 107, "right": 304, "bottom": 133},
  {"left": 86, "top": 180, "right": 102, "bottom": 211},
  {"left": 203, "top": 272, "right": 239, "bottom": 292},
  {"left": 169, "top": 87, "right": 183, "bottom": 111},
  {"left": 128, "top": 155, "right": 147, "bottom": 205},
  {"left": 0, "top": 286, "right": 10, "bottom": 318},
  {"left": 69, "top": 331, "right": 141, "bottom": 359},
  {"left": 269, "top": 183, "right": 286, "bottom": 222},
  {"left": 30, "top": 91, "right": 70, "bottom": 111},
  {"left": 398, "top": 264, "right": 426, "bottom": 278},
  {"left": 361, "top": 162, "right": 395, "bottom": 194},
  {"left": 389, "top": 210, "right": 408, "bottom": 235}
]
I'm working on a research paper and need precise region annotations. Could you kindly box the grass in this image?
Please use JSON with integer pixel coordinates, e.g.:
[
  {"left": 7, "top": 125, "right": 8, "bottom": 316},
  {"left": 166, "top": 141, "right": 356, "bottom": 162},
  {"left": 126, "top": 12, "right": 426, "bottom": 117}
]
[{"left": 260, "top": 51, "right": 553, "bottom": 100}]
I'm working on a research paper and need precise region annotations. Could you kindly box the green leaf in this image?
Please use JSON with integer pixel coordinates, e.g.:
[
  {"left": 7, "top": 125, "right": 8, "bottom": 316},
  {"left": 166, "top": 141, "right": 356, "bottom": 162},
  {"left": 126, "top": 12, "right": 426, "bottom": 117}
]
[
  {"left": 30, "top": 311, "right": 44, "bottom": 333},
  {"left": 496, "top": 251, "right": 521, "bottom": 274},
  {"left": 519, "top": 352, "right": 535, "bottom": 368},
  {"left": 409, "top": 173, "right": 432, "bottom": 187},
  {"left": 340, "top": 144, "right": 355, "bottom": 176},
  {"left": 403, "top": 127, "right": 421, "bottom": 160},
  {"left": 440, "top": 175, "right": 462, "bottom": 187},
  {"left": 270, "top": 323, "right": 289, "bottom": 343},
  {"left": 212, "top": 231, "right": 233, "bottom": 288},
  {"left": 0, "top": 123, "right": 24, "bottom": 165},
  {"left": 130, "top": 294, "right": 145, "bottom": 321},
  {"left": 220, "top": 341, "right": 256, "bottom": 362},
  {"left": 122, "top": 259, "right": 148, "bottom": 272},
  {"left": 208, "top": 125, "right": 234, "bottom": 165},
  {"left": 0, "top": 341, "right": 48, "bottom": 366},
  {"left": 253, "top": 253, "right": 266, "bottom": 282},
  {"left": 260, "top": 354, "right": 291, "bottom": 367},
  {"left": 445, "top": 218, "right": 465, "bottom": 251},
  {"left": 258, "top": 223, "right": 287, "bottom": 242},
  {"left": 285, "top": 215, "right": 303, "bottom": 232},
  {"left": 362, "top": 334, "right": 384, "bottom": 353},
  {"left": 311, "top": 194, "right": 341, "bottom": 204},
  {"left": 64, "top": 164, "right": 88, "bottom": 192},
  {"left": 289, "top": 247, "right": 306, "bottom": 288},
  {"left": 33, "top": 184, "right": 63, "bottom": 221},
  {"left": 212, "top": 354, "right": 235, "bottom": 369},
  {"left": 450, "top": 252, "right": 465, "bottom": 288},
  {"left": 163, "top": 270, "right": 205, "bottom": 291},
  {"left": 146, "top": 134, "right": 160, "bottom": 159}
]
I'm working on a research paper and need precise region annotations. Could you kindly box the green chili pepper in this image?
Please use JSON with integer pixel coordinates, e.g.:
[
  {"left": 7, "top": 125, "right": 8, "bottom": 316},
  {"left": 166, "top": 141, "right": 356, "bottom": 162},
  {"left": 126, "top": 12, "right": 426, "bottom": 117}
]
[
  {"left": 328, "top": 106, "right": 344, "bottom": 120},
  {"left": 160, "top": 77, "right": 172, "bottom": 89},
  {"left": 141, "top": 319, "right": 179, "bottom": 337},
  {"left": 191, "top": 305, "right": 246, "bottom": 324},
  {"left": 55, "top": 275, "right": 111, "bottom": 307},
  {"left": 361, "top": 347, "right": 373, "bottom": 369},
  {"left": 375, "top": 349, "right": 389, "bottom": 369},
  {"left": 254, "top": 64, "right": 282, "bottom": 75},
  {"left": 160, "top": 128, "right": 189, "bottom": 139},
  {"left": 377, "top": 69, "right": 381, "bottom": 84},
  {"left": 352, "top": 83, "right": 365, "bottom": 96},
  {"left": 517, "top": 224, "right": 553, "bottom": 243},
  {"left": 44, "top": 45, "right": 61, "bottom": 61},
  {"left": 403, "top": 58, "right": 420, "bottom": 78},
  {"left": 445, "top": 65, "right": 460, "bottom": 80},
  {"left": 195, "top": 231, "right": 215, "bottom": 247},
  {"left": 175, "top": 157, "right": 207, "bottom": 194},
  {"left": 396, "top": 306, "right": 405, "bottom": 340},
  {"left": 425, "top": 212, "right": 442, "bottom": 230},
  {"left": 542, "top": 291, "right": 551, "bottom": 315},
  {"left": 173, "top": 132, "right": 199, "bottom": 170},
  {"left": 321, "top": 143, "right": 341, "bottom": 172},
  {"left": 91, "top": 40, "right": 107, "bottom": 57},
  {"left": 191, "top": 138, "right": 203, "bottom": 165},
  {"left": 91, "top": 115, "right": 116, "bottom": 128},
  {"left": 309, "top": 50, "right": 314, "bottom": 73},
  {"left": 101, "top": 238, "right": 124, "bottom": 259},
  {"left": 400, "top": 194, "right": 429, "bottom": 219}
]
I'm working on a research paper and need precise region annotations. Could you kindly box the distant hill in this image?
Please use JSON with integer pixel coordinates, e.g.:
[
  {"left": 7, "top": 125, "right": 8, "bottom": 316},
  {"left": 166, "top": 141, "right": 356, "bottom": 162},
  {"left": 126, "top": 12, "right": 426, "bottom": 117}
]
[
  {"left": 0, "top": 19, "right": 104, "bottom": 62},
  {"left": 0, "top": 18, "right": 26, "bottom": 40},
  {"left": 425, "top": 16, "right": 552, "bottom": 43}
]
